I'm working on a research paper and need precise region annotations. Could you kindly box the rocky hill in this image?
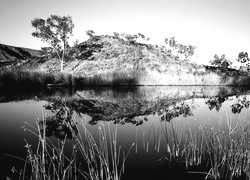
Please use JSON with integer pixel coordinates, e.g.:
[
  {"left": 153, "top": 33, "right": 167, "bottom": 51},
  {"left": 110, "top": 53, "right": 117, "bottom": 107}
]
[
  {"left": 19, "top": 35, "right": 207, "bottom": 83},
  {"left": 1, "top": 34, "right": 249, "bottom": 86}
]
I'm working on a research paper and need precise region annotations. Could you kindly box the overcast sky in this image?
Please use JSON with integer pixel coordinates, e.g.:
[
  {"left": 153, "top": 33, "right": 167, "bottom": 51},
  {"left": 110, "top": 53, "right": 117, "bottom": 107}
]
[{"left": 0, "top": 0, "right": 249, "bottom": 65}]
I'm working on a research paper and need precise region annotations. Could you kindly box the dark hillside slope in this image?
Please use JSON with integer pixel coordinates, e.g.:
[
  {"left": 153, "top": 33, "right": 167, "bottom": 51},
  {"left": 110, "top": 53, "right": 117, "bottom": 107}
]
[{"left": 0, "top": 43, "right": 41, "bottom": 67}]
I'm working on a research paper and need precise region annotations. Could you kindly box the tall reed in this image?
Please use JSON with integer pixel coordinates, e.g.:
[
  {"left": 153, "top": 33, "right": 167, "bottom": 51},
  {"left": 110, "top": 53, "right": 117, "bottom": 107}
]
[
  {"left": 0, "top": 70, "right": 76, "bottom": 88},
  {"left": 70, "top": 121, "right": 134, "bottom": 180},
  {"left": 10, "top": 100, "right": 133, "bottom": 180},
  {"left": 183, "top": 114, "right": 250, "bottom": 180}
]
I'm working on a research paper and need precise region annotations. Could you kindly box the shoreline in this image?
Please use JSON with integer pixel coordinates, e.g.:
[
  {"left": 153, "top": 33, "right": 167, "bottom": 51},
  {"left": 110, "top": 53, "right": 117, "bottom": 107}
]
[{"left": 1, "top": 69, "right": 250, "bottom": 88}]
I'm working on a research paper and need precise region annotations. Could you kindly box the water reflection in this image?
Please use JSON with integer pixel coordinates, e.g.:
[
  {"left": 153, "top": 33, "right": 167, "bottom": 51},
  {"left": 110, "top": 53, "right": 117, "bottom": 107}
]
[
  {"left": 2, "top": 86, "right": 250, "bottom": 179},
  {"left": 231, "top": 95, "right": 250, "bottom": 114},
  {"left": 159, "top": 101, "right": 194, "bottom": 122},
  {"left": 42, "top": 93, "right": 199, "bottom": 127},
  {"left": 42, "top": 99, "right": 78, "bottom": 139},
  {"left": 32, "top": 86, "right": 250, "bottom": 143},
  {"left": 205, "top": 97, "right": 228, "bottom": 111},
  {"left": 204, "top": 95, "right": 250, "bottom": 114},
  {"left": 43, "top": 88, "right": 250, "bottom": 128}
]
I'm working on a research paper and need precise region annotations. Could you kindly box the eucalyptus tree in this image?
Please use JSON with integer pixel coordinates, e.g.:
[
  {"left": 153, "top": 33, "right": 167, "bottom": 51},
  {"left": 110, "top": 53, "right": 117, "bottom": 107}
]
[
  {"left": 209, "top": 54, "right": 221, "bottom": 67},
  {"left": 86, "top": 30, "right": 96, "bottom": 38},
  {"left": 137, "top": 33, "right": 150, "bottom": 42},
  {"left": 236, "top": 52, "right": 250, "bottom": 68},
  {"left": 165, "top": 37, "right": 177, "bottom": 49},
  {"left": 185, "top": 45, "right": 196, "bottom": 60},
  {"left": 31, "top": 15, "right": 74, "bottom": 72},
  {"left": 209, "top": 54, "right": 232, "bottom": 69},
  {"left": 165, "top": 37, "right": 196, "bottom": 61}
]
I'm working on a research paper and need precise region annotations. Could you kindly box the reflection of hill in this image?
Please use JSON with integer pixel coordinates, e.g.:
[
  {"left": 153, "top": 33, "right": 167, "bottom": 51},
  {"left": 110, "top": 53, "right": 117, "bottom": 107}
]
[
  {"left": 44, "top": 86, "right": 250, "bottom": 125},
  {"left": 1, "top": 86, "right": 249, "bottom": 104},
  {"left": 46, "top": 94, "right": 195, "bottom": 125},
  {"left": 1, "top": 86, "right": 250, "bottom": 126},
  {"left": 75, "top": 86, "right": 250, "bottom": 102}
]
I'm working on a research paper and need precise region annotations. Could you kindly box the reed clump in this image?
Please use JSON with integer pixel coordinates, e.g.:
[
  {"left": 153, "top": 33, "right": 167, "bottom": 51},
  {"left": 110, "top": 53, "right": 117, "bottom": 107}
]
[
  {"left": 10, "top": 100, "right": 133, "bottom": 180},
  {"left": 76, "top": 69, "right": 141, "bottom": 86},
  {"left": 183, "top": 115, "right": 250, "bottom": 180},
  {"left": 202, "top": 117, "right": 250, "bottom": 179},
  {"left": 0, "top": 70, "right": 76, "bottom": 88}
]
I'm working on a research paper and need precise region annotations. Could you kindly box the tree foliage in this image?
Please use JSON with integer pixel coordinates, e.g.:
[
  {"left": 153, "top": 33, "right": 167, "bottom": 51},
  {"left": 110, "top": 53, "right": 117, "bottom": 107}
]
[
  {"left": 209, "top": 54, "right": 232, "bottom": 69},
  {"left": 236, "top": 52, "right": 250, "bottom": 70},
  {"left": 164, "top": 37, "right": 196, "bottom": 61},
  {"left": 86, "top": 30, "right": 96, "bottom": 38},
  {"left": 113, "top": 32, "right": 150, "bottom": 44},
  {"left": 31, "top": 15, "right": 74, "bottom": 72},
  {"left": 237, "top": 52, "right": 249, "bottom": 64}
]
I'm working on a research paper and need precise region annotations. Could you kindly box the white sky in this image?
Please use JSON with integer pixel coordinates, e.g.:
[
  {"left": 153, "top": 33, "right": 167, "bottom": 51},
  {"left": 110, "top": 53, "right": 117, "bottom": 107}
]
[{"left": 0, "top": 0, "right": 249, "bottom": 65}]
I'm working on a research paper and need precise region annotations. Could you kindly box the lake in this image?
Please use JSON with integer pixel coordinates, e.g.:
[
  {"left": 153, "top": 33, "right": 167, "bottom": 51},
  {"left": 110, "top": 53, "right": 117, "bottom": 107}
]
[{"left": 1, "top": 86, "right": 250, "bottom": 180}]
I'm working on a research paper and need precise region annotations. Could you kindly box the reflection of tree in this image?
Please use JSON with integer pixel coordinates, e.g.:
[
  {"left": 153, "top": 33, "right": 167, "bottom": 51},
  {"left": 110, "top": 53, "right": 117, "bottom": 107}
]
[
  {"left": 159, "top": 101, "right": 193, "bottom": 122},
  {"left": 205, "top": 95, "right": 250, "bottom": 114},
  {"left": 205, "top": 97, "right": 228, "bottom": 112},
  {"left": 231, "top": 96, "right": 250, "bottom": 114},
  {"left": 41, "top": 100, "right": 78, "bottom": 140}
]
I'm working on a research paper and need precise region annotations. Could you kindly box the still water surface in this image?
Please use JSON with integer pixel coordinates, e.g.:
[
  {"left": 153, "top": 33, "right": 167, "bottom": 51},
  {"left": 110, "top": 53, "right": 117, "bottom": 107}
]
[{"left": 1, "top": 86, "right": 250, "bottom": 179}]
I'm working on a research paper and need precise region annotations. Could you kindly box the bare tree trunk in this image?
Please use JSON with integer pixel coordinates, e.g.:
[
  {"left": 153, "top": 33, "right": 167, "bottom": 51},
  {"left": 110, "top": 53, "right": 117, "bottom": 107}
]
[
  {"left": 61, "top": 49, "right": 65, "bottom": 72},
  {"left": 54, "top": 47, "right": 63, "bottom": 72},
  {"left": 60, "top": 42, "right": 66, "bottom": 72},
  {"left": 60, "top": 59, "right": 63, "bottom": 72}
]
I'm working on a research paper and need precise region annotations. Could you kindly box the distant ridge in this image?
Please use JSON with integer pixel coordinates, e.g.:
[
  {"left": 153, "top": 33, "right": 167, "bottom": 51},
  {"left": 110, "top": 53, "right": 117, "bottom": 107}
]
[{"left": 0, "top": 43, "right": 41, "bottom": 66}]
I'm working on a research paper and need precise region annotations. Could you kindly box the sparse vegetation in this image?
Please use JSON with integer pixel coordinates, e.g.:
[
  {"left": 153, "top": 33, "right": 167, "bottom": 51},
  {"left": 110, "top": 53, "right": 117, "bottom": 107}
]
[{"left": 164, "top": 36, "right": 196, "bottom": 61}]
